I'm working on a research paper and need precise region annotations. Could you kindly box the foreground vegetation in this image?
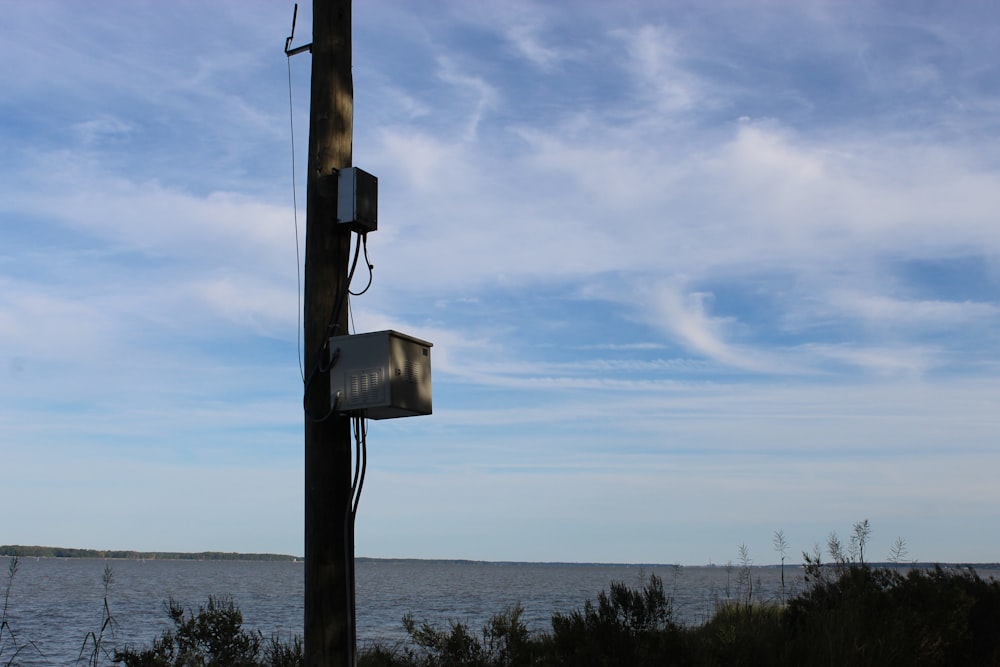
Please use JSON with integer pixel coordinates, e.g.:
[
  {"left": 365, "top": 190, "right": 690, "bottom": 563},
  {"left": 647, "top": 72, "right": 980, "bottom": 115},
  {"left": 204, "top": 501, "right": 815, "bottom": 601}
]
[
  {"left": 4, "top": 524, "right": 1000, "bottom": 666},
  {"left": 89, "top": 564, "right": 1000, "bottom": 666},
  {"left": 361, "top": 563, "right": 1000, "bottom": 667}
]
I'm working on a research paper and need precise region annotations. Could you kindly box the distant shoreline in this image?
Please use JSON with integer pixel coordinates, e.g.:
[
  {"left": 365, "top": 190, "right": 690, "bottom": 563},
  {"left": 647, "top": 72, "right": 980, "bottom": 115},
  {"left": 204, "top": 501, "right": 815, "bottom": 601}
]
[
  {"left": 2, "top": 546, "right": 997, "bottom": 569},
  {"left": 0, "top": 545, "right": 298, "bottom": 562}
]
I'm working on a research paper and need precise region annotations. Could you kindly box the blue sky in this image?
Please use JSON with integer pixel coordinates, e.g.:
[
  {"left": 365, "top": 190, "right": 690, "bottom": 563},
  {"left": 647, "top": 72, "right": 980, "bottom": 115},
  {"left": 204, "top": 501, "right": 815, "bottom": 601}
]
[{"left": 2, "top": 1, "right": 999, "bottom": 566}]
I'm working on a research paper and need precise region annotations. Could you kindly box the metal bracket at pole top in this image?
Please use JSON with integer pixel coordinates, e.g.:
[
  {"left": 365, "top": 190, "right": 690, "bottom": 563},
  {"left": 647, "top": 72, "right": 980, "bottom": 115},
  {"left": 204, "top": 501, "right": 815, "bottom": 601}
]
[{"left": 285, "top": 3, "right": 312, "bottom": 57}]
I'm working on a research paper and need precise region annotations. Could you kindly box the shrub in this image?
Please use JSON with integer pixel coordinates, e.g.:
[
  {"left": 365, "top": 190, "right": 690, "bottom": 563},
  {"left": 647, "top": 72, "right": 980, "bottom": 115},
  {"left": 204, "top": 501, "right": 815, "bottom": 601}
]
[
  {"left": 782, "top": 564, "right": 1000, "bottom": 666},
  {"left": 397, "top": 602, "right": 534, "bottom": 667},
  {"left": 690, "top": 603, "right": 783, "bottom": 666},
  {"left": 113, "top": 596, "right": 302, "bottom": 667},
  {"left": 545, "top": 573, "right": 686, "bottom": 666},
  {"left": 380, "top": 574, "right": 688, "bottom": 667}
]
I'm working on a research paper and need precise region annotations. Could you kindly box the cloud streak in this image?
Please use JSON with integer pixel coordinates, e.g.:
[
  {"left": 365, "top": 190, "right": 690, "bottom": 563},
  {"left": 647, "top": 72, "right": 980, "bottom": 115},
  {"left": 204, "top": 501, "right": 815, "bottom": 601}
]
[{"left": 1, "top": 1, "right": 998, "bottom": 564}]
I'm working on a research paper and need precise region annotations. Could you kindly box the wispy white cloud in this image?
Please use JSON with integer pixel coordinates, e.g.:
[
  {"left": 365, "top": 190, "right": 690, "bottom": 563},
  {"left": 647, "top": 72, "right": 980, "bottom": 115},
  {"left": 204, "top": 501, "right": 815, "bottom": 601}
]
[
  {"left": 4, "top": 156, "right": 297, "bottom": 272},
  {"left": 2, "top": 0, "right": 999, "bottom": 563},
  {"left": 827, "top": 291, "right": 1000, "bottom": 328},
  {"left": 435, "top": 57, "right": 498, "bottom": 142},
  {"left": 0, "top": 282, "right": 116, "bottom": 361},
  {"left": 804, "top": 343, "right": 940, "bottom": 377},
  {"left": 625, "top": 279, "right": 790, "bottom": 374},
  {"left": 642, "top": 281, "right": 749, "bottom": 366},
  {"left": 503, "top": 21, "right": 567, "bottom": 70},
  {"left": 72, "top": 115, "right": 135, "bottom": 145},
  {"left": 615, "top": 23, "right": 706, "bottom": 113}
]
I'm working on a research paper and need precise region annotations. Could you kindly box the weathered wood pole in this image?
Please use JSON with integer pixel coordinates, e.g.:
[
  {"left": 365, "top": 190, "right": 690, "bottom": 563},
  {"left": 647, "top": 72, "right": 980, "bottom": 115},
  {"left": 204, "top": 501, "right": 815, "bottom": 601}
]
[{"left": 303, "top": 0, "right": 354, "bottom": 665}]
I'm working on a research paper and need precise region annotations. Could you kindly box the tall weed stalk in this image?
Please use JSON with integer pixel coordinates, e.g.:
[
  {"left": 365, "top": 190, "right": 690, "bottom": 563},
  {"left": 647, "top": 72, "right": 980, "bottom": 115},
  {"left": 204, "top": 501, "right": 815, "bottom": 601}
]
[
  {"left": 79, "top": 564, "right": 120, "bottom": 667},
  {"left": 1, "top": 556, "right": 41, "bottom": 667}
]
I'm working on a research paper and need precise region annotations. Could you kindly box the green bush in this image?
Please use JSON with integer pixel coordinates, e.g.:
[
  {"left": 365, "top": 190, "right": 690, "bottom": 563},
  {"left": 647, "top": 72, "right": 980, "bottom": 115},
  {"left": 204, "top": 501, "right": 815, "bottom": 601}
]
[
  {"left": 782, "top": 564, "right": 1000, "bottom": 666},
  {"left": 113, "top": 596, "right": 302, "bottom": 667},
  {"left": 543, "top": 573, "right": 687, "bottom": 666},
  {"left": 394, "top": 602, "right": 536, "bottom": 667},
  {"left": 365, "top": 564, "right": 1000, "bottom": 667},
  {"left": 688, "top": 603, "right": 783, "bottom": 666}
]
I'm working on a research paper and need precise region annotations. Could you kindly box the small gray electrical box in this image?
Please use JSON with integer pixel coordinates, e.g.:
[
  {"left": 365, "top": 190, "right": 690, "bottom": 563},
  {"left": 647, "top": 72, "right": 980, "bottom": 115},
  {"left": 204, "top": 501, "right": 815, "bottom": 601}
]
[
  {"left": 337, "top": 167, "right": 378, "bottom": 233},
  {"left": 329, "top": 330, "right": 432, "bottom": 419}
]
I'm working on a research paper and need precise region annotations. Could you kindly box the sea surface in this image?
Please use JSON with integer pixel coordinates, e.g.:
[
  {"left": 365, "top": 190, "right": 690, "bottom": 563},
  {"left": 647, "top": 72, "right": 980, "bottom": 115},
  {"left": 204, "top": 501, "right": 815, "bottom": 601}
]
[{"left": 1, "top": 556, "right": 993, "bottom": 666}]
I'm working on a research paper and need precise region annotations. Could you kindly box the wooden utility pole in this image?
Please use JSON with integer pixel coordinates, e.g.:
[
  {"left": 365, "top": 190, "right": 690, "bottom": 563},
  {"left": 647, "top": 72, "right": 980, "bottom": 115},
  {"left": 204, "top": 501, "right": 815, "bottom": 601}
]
[{"left": 303, "top": 0, "right": 354, "bottom": 665}]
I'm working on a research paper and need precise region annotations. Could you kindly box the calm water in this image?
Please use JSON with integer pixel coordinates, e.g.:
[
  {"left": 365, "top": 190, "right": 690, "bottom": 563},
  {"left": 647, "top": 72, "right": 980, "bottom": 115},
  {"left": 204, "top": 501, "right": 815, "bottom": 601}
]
[{"left": 2, "top": 556, "right": 990, "bottom": 666}]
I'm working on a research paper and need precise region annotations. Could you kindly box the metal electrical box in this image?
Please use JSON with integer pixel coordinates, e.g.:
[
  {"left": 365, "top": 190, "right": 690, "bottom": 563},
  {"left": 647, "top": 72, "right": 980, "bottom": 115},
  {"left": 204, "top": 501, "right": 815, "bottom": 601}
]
[
  {"left": 329, "top": 330, "right": 432, "bottom": 419},
  {"left": 336, "top": 167, "right": 378, "bottom": 233}
]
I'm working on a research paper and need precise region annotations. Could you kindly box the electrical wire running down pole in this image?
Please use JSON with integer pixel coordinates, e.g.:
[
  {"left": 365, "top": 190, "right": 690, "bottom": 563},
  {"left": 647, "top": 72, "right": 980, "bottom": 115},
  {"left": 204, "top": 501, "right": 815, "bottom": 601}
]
[{"left": 300, "top": 0, "right": 355, "bottom": 665}]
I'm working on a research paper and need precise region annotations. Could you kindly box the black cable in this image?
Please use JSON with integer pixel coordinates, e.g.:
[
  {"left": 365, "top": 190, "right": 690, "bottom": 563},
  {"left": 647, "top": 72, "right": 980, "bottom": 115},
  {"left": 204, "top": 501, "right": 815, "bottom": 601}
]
[
  {"left": 301, "top": 345, "right": 337, "bottom": 422},
  {"left": 351, "top": 416, "right": 368, "bottom": 518},
  {"left": 303, "top": 385, "right": 339, "bottom": 423},
  {"left": 351, "top": 416, "right": 362, "bottom": 497},
  {"left": 301, "top": 231, "right": 363, "bottom": 421},
  {"left": 287, "top": 52, "right": 305, "bottom": 383},
  {"left": 349, "top": 234, "right": 374, "bottom": 297},
  {"left": 343, "top": 451, "right": 358, "bottom": 667},
  {"left": 326, "top": 232, "right": 363, "bottom": 342},
  {"left": 345, "top": 414, "right": 367, "bottom": 665}
]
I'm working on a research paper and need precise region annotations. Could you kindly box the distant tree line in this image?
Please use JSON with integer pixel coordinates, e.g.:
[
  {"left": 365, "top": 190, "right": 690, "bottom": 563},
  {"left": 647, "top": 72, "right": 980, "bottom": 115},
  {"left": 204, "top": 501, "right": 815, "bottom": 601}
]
[{"left": 0, "top": 545, "right": 298, "bottom": 562}]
